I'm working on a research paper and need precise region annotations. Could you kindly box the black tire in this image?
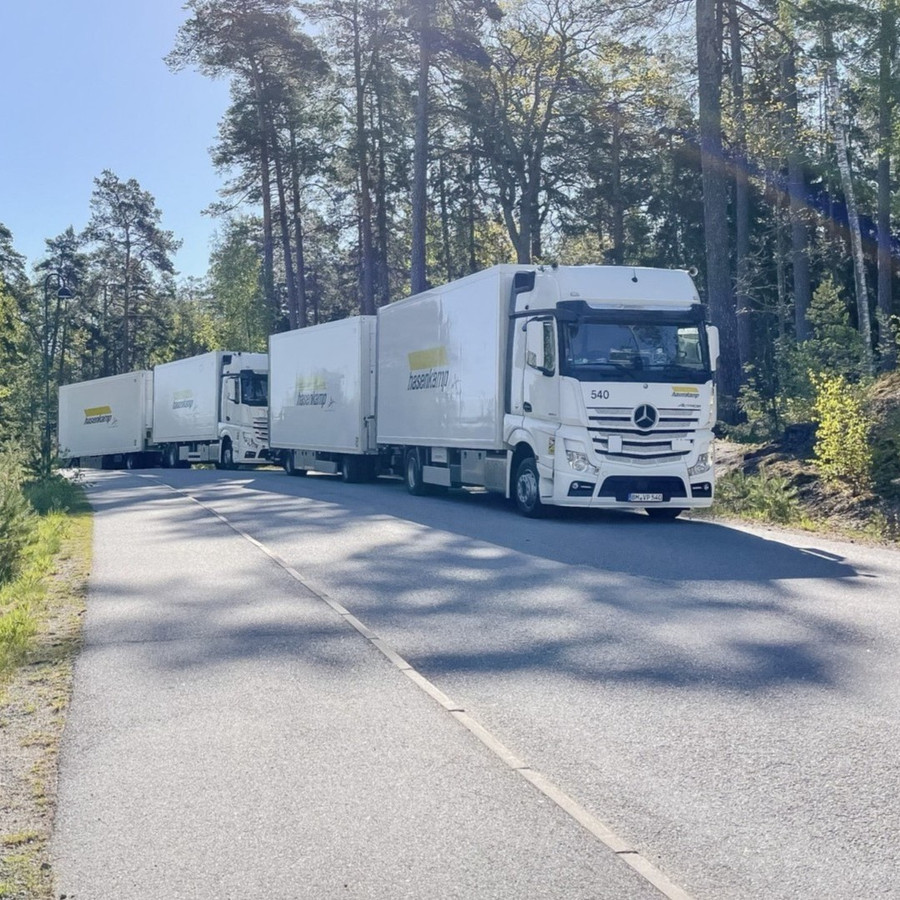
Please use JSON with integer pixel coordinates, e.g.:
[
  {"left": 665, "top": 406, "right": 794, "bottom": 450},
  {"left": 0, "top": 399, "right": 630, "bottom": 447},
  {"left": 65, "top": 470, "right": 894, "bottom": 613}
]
[
  {"left": 221, "top": 442, "right": 235, "bottom": 470},
  {"left": 341, "top": 456, "right": 358, "bottom": 483},
  {"left": 514, "top": 457, "right": 545, "bottom": 518},
  {"left": 645, "top": 507, "right": 684, "bottom": 521},
  {"left": 125, "top": 453, "right": 137, "bottom": 471},
  {"left": 282, "top": 451, "right": 307, "bottom": 477},
  {"left": 405, "top": 450, "right": 426, "bottom": 496},
  {"left": 165, "top": 445, "right": 179, "bottom": 469}
]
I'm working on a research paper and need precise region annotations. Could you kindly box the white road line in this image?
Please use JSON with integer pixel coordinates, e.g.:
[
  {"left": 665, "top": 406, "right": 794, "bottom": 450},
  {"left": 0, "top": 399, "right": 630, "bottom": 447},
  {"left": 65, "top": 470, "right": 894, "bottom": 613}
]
[{"left": 164, "top": 480, "right": 695, "bottom": 900}]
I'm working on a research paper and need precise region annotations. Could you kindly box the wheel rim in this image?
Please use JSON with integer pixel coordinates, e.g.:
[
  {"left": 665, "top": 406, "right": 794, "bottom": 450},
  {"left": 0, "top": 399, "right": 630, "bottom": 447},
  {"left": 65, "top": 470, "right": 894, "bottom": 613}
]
[
  {"left": 406, "top": 456, "right": 417, "bottom": 490},
  {"left": 517, "top": 467, "right": 538, "bottom": 510}
]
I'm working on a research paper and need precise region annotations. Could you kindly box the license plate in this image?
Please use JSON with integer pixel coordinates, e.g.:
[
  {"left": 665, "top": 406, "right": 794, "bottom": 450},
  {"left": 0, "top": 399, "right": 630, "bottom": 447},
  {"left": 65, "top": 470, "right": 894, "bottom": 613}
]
[{"left": 628, "top": 492, "right": 664, "bottom": 502}]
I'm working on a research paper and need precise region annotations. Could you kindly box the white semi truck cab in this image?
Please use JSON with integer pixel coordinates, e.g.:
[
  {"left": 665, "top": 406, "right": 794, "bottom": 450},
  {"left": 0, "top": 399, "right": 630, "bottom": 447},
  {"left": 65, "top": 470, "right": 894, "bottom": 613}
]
[
  {"left": 506, "top": 266, "right": 718, "bottom": 518},
  {"left": 151, "top": 351, "right": 270, "bottom": 468}
]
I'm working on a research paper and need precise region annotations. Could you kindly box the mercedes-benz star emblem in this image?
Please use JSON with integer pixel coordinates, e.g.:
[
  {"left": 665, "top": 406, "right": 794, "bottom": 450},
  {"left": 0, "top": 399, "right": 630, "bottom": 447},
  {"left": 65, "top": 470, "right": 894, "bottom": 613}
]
[{"left": 633, "top": 404, "right": 658, "bottom": 430}]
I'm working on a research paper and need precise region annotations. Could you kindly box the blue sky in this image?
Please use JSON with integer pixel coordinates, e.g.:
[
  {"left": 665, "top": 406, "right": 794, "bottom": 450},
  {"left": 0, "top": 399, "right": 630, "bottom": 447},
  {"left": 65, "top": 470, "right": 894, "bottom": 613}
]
[{"left": 0, "top": 1, "right": 233, "bottom": 281}]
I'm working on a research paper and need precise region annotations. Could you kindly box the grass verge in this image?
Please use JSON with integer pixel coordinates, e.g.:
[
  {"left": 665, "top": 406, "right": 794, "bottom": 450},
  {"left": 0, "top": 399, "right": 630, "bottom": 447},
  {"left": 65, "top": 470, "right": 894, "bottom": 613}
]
[{"left": 0, "top": 477, "right": 91, "bottom": 900}]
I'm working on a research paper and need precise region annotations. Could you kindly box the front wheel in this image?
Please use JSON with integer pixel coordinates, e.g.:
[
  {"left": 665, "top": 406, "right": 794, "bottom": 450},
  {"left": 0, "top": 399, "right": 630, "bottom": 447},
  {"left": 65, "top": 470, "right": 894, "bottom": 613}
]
[
  {"left": 405, "top": 450, "right": 426, "bottom": 496},
  {"left": 221, "top": 442, "right": 236, "bottom": 470},
  {"left": 645, "top": 507, "right": 684, "bottom": 521},
  {"left": 514, "top": 457, "right": 545, "bottom": 518}
]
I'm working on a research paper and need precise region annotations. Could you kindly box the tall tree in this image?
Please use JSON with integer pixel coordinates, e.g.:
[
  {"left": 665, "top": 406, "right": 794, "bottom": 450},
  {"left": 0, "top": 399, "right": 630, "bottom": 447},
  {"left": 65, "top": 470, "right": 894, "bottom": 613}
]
[
  {"left": 83, "top": 170, "right": 180, "bottom": 372},
  {"left": 696, "top": 0, "right": 741, "bottom": 414}
]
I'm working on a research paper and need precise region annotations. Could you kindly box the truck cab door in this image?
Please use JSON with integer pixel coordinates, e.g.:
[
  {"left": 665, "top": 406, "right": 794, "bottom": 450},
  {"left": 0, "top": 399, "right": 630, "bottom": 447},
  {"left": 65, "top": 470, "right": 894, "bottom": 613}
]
[
  {"left": 522, "top": 317, "right": 559, "bottom": 422},
  {"left": 223, "top": 376, "right": 239, "bottom": 422}
]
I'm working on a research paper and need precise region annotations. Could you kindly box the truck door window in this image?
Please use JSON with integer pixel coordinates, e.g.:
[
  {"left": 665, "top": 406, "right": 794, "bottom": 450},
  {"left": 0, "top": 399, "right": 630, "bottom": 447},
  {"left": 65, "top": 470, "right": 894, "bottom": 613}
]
[
  {"left": 239, "top": 371, "right": 268, "bottom": 406},
  {"left": 525, "top": 319, "right": 555, "bottom": 375}
]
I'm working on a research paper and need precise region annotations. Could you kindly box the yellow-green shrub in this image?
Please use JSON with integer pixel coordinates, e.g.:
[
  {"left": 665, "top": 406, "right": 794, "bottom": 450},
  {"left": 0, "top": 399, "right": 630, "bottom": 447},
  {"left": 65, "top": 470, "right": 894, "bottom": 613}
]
[{"left": 811, "top": 372, "right": 873, "bottom": 492}]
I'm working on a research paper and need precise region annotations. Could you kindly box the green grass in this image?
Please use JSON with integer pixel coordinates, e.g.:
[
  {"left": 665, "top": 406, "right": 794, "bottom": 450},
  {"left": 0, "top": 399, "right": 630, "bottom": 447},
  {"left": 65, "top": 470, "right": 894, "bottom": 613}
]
[{"left": 1, "top": 474, "right": 91, "bottom": 900}]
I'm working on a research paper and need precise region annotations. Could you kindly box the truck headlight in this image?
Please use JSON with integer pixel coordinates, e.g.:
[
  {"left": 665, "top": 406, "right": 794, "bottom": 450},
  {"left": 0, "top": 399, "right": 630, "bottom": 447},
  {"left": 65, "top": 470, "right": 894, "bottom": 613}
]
[
  {"left": 565, "top": 441, "right": 596, "bottom": 474},
  {"left": 688, "top": 452, "right": 711, "bottom": 476}
]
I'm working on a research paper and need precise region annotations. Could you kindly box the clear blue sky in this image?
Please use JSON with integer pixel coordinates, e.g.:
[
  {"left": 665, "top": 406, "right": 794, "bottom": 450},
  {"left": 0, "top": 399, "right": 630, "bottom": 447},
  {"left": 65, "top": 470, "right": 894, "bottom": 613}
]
[{"left": 0, "top": 1, "right": 233, "bottom": 281}]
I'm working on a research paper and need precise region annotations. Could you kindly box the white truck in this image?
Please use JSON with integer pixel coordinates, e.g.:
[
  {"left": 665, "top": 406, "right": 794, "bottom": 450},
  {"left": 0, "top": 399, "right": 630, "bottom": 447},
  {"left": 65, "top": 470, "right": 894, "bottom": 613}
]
[
  {"left": 271, "top": 264, "right": 719, "bottom": 519},
  {"left": 269, "top": 317, "right": 377, "bottom": 481},
  {"left": 57, "top": 351, "right": 270, "bottom": 470},
  {"left": 150, "top": 351, "right": 269, "bottom": 468},
  {"left": 58, "top": 370, "right": 155, "bottom": 470}
]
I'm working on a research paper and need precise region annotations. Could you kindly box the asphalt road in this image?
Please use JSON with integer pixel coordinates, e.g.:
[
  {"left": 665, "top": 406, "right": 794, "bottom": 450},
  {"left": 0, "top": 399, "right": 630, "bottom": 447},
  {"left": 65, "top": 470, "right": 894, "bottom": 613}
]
[{"left": 52, "top": 467, "right": 900, "bottom": 899}]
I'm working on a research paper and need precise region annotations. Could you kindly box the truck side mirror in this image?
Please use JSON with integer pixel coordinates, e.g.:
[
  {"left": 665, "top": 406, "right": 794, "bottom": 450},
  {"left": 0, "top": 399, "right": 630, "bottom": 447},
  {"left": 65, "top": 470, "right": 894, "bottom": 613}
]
[
  {"left": 525, "top": 319, "right": 555, "bottom": 376},
  {"left": 706, "top": 325, "right": 720, "bottom": 372}
]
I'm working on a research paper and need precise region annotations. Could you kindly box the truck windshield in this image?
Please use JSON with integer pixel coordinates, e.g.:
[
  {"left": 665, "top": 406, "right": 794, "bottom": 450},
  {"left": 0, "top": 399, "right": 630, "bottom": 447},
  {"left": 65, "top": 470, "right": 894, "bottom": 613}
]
[
  {"left": 240, "top": 371, "right": 268, "bottom": 406},
  {"left": 560, "top": 320, "right": 710, "bottom": 384}
]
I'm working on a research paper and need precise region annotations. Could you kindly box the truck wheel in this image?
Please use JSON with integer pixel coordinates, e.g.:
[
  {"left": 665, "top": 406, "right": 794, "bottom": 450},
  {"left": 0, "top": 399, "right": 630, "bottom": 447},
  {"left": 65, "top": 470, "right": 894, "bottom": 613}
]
[
  {"left": 283, "top": 451, "right": 306, "bottom": 477},
  {"left": 125, "top": 453, "right": 137, "bottom": 471},
  {"left": 405, "top": 450, "right": 426, "bottom": 496},
  {"left": 221, "top": 442, "right": 235, "bottom": 470},
  {"left": 165, "top": 445, "right": 179, "bottom": 469},
  {"left": 646, "top": 507, "right": 684, "bottom": 521},
  {"left": 514, "top": 457, "right": 545, "bottom": 518}
]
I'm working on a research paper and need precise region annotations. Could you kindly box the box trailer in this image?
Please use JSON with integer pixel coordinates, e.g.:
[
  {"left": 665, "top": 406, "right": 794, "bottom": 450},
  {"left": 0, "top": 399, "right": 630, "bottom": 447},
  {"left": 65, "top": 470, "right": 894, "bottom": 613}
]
[
  {"left": 151, "top": 351, "right": 269, "bottom": 468},
  {"left": 269, "top": 316, "right": 377, "bottom": 481},
  {"left": 374, "top": 264, "right": 719, "bottom": 518},
  {"left": 57, "top": 371, "right": 155, "bottom": 469}
]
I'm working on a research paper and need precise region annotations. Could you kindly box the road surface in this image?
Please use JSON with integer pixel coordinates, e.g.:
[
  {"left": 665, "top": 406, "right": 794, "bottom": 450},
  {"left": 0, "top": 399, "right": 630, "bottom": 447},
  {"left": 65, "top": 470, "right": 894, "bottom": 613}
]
[{"left": 52, "top": 467, "right": 900, "bottom": 899}]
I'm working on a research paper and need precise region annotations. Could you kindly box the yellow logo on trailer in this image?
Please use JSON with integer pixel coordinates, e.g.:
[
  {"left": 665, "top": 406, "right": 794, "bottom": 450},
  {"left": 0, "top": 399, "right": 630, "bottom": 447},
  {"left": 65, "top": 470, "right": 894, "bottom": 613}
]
[{"left": 84, "top": 405, "right": 113, "bottom": 425}]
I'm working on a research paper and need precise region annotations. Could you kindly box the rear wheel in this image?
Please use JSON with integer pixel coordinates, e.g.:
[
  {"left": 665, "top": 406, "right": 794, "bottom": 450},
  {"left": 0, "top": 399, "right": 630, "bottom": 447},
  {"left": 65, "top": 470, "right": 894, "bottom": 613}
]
[
  {"left": 514, "top": 457, "right": 545, "bottom": 518},
  {"left": 125, "top": 453, "right": 139, "bottom": 470},
  {"left": 645, "top": 507, "right": 684, "bottom": 521},
  {"left": 405, "top": 450, "right": 426, "bottom": 496},
  {"left": 165, "top": 445, "right": 179, "bottom": 469},
  {"left": 341, "top": 456, "right": 360, "bottom": 483}
]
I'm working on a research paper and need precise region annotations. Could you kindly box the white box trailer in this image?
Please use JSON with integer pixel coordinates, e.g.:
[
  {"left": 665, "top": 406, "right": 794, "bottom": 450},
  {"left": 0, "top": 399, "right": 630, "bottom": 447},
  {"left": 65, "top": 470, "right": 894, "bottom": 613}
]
[
  {"left": 57, "top": 371, "right": 155, "bottom": 469},
  {"left": 151, "top": 351, "right": 269, "bottom": 468},
  {"left": 269, "top": 316, "right": 377, "bottom": 480}
]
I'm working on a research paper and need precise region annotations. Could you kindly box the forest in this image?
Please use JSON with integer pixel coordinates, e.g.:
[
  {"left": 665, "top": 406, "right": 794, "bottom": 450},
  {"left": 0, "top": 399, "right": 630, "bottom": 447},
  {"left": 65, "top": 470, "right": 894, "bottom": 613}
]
[{"left": 1, "top": 0, "right": 899, "bottom": 518}]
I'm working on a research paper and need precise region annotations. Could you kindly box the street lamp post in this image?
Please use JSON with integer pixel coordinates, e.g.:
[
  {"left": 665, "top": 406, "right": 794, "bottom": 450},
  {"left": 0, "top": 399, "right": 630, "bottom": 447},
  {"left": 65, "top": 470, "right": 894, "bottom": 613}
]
[{"left": 42, "top": 272, "right": 74, "bottom": 477}]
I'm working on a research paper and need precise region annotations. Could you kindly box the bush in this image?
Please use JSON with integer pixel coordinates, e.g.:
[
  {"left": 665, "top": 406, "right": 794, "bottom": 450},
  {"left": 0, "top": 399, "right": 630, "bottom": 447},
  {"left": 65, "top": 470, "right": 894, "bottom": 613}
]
[
  {"left": 715, "top": 471, "right": 799, "bottom": 523},
  {"left": 0, "top": 450, "right": 37, "bottom": 584},
  {"left": 811, "top": 372, "right": 873, "bottom": 492}
]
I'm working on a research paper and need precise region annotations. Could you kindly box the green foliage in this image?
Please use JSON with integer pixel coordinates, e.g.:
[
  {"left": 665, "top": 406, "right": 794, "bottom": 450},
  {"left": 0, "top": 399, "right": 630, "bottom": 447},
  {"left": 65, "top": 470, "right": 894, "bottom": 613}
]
[
  {"left": 735, "top": 279, "right": 869, "bottom": 441},
  {"left": 811, "top": 372, "right": 873, "bottom": 492},
  {"left": 0, "top": 450, "right": 37, "bottom": 584},
  {"left": 714, "top": 471, "right": 800, "bottom": 523},
  {"left": 0, "top": 472, "right": 79, "bottom": 675}
]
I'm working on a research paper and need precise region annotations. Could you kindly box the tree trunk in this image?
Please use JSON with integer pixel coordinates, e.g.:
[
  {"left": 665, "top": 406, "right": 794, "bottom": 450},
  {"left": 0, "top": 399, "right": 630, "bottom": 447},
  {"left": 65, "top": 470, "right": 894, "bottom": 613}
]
[
  {"left": 609, "top": 102, "right": 624, "bottom": 266},
  {"left": 353, "top": 0, "right": 376, "bottom": 315},
  {"left": 272, "top": 132, "right": 299, "bottom": 330},
  {"left": 696, "top": 0, "right": 741, "bottom": 417},
  {"left": 289, "top": 125, "right": 308, "bottom": 329},
  {"left": 729, "top": 1, "right": 752, "bottom": 369},
  {"left": 877, "top": 0, "right": 897, "bottom": 370},
  {"left": 824, "top": 26, "right": 873, "bottom": 373},
  {"left": 779, "top": 41, "right": 812, "bottom": 341},
  {"left": 410, "top": 0, "right": 432, "bottom": 294}
]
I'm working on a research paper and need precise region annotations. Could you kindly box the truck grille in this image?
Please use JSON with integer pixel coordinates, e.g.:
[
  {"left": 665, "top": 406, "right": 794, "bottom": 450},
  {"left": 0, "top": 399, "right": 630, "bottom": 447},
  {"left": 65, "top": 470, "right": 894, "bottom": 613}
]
[
  {"left": 253, "top": 416, "right": 269, "bottom": 444},
  {"left": 587, "top": 405, "right": 699, "bottom": 463}
]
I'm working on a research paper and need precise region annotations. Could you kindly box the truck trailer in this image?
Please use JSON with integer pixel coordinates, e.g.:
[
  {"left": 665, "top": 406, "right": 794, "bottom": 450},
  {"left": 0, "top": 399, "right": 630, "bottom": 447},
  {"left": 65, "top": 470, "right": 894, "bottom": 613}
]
[
  {"left": 270, "top": 264, "right": 720, "bottom": 519},
  {"left": 58, "top": 370, "right": 155, "bottom": 469},
  {"left": 269, "top": 317, "right": 377, "bottom": 481},
  {"left": 57, "top": 351, "right": 270, "bottom": 470}
]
